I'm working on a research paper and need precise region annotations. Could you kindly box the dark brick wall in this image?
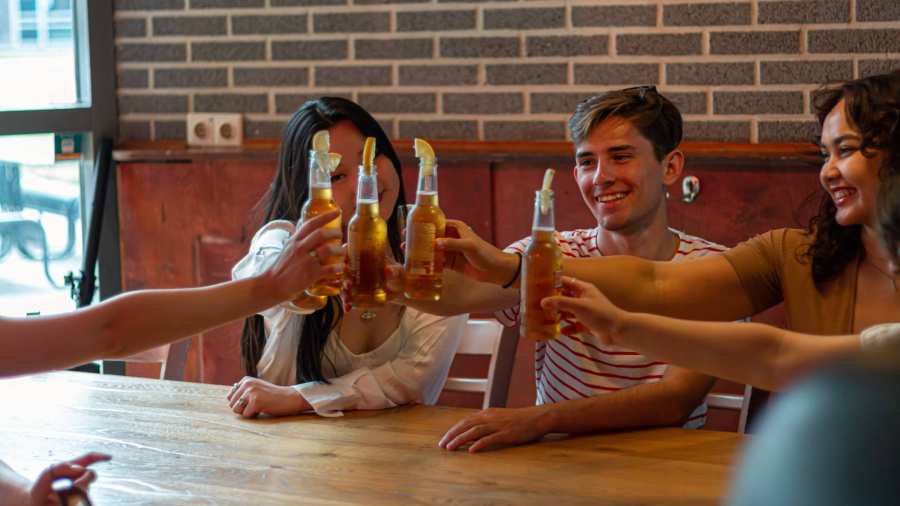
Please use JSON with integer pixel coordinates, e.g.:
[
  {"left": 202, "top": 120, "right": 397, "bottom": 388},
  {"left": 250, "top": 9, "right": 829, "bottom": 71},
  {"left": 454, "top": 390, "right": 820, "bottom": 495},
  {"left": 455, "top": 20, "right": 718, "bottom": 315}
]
[{"left": 114, "top": 0, "right": 900, "bottom": 142}]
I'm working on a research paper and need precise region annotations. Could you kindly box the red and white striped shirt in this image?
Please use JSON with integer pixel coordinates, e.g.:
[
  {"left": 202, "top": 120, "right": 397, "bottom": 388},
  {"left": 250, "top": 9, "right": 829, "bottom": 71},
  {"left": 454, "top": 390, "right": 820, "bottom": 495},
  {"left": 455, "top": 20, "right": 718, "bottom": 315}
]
[{"left": 496, "top": 227, "right": 728, "bottom": 429}]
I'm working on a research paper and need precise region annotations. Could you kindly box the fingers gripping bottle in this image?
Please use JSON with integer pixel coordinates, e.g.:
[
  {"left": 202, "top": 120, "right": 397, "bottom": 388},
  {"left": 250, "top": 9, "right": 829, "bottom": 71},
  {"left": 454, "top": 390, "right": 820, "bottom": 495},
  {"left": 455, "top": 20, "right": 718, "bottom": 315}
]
[
  {"left": 404, "top": 138, "right": 446, "bottom": 301},
  {"left": 296, "top": 131, "right": 343, "bottom": 309},
  {"left": 520, "top": 169, "right": 562, "bottom": 341},
  {"left": 346, "top": 137, "right": 387, "bottom": 308}
]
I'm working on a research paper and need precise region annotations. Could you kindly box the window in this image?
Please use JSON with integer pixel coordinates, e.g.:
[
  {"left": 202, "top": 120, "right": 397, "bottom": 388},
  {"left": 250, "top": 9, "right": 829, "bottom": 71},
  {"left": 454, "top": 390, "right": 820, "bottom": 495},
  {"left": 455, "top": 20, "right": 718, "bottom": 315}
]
[
  {"left": 0, "top": 0, "right": 117, "bottom": 318},
  {"left": 0, "top": 132, "right": 85, "bottom": 316}
]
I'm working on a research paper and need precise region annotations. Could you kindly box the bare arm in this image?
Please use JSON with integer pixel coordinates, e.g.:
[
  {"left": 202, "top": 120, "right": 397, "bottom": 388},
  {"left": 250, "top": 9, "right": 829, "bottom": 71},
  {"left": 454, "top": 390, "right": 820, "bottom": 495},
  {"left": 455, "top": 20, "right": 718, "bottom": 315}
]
[
  {"left": 0, "top": 211, "right": 343, "bottom": 378},
  {"left": 393, "top": 270, "right": 518, "bottom": 316},
  {"left": 0, "top": 460, "right": 30, "bottom": 505},
  {"left": 545, "top": 277, "right": 860, "bottom": 392},
  {"left": 439, "top": 365, "right": 714, "bottom": 452},
  {"left": 437, "top": 220, "right": 755, "bottom": 322}
]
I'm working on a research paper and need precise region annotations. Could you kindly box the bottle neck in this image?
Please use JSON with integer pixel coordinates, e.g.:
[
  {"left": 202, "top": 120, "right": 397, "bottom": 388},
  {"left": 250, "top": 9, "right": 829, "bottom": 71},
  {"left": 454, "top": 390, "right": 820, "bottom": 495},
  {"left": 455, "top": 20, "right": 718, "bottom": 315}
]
[
  {"left": 531, "top": 190, "right": 555, "bottom": 232},
  {"left": 308, "top": 150, "right": 331, "bottom": 188},
  {"left": 356, "top": 165, "right": 380, "bottom": 214},
  {"left": 416, "top": 161, "right": 438, "bottom": 196}
]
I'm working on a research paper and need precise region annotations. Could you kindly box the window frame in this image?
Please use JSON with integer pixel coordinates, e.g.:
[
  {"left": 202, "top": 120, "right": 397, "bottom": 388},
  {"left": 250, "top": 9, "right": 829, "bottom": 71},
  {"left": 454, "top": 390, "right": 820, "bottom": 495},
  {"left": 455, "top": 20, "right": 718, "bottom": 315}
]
[{"left": 0, "top": 0, "right": 121, "bottom": 300}]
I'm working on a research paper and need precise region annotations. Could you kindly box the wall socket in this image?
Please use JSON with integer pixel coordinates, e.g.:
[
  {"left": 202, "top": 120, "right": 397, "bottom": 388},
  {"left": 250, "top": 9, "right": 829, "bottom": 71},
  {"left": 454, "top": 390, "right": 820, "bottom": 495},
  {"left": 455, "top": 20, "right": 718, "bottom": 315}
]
[{"left": 186, "top": 113, "right": 243, "bottom": 147}]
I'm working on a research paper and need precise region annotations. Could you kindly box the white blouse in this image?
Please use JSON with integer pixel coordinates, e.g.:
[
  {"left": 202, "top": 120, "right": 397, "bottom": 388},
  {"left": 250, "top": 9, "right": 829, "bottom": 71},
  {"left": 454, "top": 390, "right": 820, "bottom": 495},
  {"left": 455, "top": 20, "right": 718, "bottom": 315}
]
[{"left": 232, "top": 220, "right": 468, "bottom": 417}]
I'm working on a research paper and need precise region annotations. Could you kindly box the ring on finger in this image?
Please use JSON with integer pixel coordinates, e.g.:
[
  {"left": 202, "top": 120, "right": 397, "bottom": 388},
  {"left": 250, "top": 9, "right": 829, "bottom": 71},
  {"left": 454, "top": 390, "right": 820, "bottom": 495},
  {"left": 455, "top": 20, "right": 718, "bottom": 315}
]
[
  {"left": 237, "top": 397, "right": 249, "bottom": 409},
  {"left": 229, "top": 382, "right": 239, "bottom": 395}
]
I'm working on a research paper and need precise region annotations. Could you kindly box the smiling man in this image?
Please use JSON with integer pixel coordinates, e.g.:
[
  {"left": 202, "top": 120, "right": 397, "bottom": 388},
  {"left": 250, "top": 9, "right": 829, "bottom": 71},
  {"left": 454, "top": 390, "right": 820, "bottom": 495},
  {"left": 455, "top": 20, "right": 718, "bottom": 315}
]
[{"left": 423, "top": 87, "right": 728, "bottom": 452}]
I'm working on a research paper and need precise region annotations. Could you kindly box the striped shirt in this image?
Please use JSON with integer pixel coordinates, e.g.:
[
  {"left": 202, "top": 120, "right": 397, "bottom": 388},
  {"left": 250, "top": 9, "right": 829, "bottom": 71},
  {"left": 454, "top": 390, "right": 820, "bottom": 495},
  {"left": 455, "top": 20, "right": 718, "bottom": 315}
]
[{"left": 496, "top": 227, "right": 728, "bottom": 429}]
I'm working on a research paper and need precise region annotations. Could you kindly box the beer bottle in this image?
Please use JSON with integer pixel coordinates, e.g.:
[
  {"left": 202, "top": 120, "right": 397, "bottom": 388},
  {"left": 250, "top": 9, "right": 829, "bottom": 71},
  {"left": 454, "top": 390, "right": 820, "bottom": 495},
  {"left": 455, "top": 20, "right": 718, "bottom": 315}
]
[
  {"left": 299, "top": 130, "right": 343, "bottom": 303},
  {"left": 404, "top": 138, "right": 446, "bottom": 301},
  {"left": 346, "top": 137, "right": 387, "bottom": 308},
  {"left": 520, "top": 169, "right": 562, "bottom": 341}
]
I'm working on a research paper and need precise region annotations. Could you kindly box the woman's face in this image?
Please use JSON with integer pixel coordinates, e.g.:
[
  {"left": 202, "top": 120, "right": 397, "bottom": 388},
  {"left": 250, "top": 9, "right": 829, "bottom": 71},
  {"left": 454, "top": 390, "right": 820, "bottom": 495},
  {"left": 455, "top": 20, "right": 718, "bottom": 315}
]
[
  {"left": 323, "top": 120, "right": 400, "bottom": 229},
  {"left": 819, "top": 100, "right": 885, "bottom": 228}
]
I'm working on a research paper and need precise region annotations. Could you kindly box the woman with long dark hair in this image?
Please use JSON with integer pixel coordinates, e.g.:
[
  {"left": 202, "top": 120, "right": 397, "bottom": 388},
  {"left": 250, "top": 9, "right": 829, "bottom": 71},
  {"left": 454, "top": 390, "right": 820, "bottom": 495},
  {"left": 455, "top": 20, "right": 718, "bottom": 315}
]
[{"left": 229, "top": 97, "right": 466, "bottom": 418}]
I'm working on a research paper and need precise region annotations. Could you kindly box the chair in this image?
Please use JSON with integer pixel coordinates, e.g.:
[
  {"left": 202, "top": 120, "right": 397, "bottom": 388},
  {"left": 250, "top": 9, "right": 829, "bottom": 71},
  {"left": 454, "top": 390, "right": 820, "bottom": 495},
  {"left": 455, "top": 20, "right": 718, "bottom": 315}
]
[
  {"left": 443, "top": 320, "right": 519, "bottom": 409},
  {"left": 706, "top": 384, "right": 770, "bottom": 434}
]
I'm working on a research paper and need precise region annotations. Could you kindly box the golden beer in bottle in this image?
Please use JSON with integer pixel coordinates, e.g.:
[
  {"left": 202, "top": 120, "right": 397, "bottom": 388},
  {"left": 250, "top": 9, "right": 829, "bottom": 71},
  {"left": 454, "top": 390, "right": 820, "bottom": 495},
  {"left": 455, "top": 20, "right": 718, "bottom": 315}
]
[
  {"left": 520, "top": 175, "right": 562, "bottom": 341},
  {"left": 404, "top": 138, "right": 445, "bottom": 301},
  {"left": 300, "top": 132, "right": 343, "bottom": 300},
  {"left": 346, "top": 138, "right": 387, "bottom": 308}
]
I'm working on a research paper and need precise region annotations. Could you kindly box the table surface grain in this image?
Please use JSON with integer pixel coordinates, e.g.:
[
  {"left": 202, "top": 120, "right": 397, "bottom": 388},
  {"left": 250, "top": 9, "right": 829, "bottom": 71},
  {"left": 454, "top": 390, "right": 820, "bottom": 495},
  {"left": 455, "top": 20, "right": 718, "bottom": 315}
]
[{"left": 0, "top": 372, "right": 745, "bottom": 505}]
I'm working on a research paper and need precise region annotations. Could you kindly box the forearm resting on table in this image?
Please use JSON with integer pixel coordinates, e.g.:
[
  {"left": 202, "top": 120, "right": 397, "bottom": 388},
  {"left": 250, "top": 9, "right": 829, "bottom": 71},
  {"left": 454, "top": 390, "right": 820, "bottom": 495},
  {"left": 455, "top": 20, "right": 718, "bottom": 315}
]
[
  {"left": 540, "top": 372, "right": 713, "bottom": 435},
  {"left": 616, "top": 313, "right": 859, "bottom": 391}
]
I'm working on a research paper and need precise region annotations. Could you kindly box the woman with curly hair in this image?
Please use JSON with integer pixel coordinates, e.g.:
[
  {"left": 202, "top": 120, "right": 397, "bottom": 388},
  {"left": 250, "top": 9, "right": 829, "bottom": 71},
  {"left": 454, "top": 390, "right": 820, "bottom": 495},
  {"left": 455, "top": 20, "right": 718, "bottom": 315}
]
[{"left": 437, "top": 72, "right": 899, "bottom": 395}]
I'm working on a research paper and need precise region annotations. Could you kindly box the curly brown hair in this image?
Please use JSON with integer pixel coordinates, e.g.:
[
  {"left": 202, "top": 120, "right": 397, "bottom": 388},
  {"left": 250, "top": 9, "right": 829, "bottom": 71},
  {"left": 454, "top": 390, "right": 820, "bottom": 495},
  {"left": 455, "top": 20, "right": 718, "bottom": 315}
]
[
  {"left": 806, "top": 71, "right": 900, "bottom": 287},
  {"left": 879, "top": 173, "right": 900, "bottom": 265}
]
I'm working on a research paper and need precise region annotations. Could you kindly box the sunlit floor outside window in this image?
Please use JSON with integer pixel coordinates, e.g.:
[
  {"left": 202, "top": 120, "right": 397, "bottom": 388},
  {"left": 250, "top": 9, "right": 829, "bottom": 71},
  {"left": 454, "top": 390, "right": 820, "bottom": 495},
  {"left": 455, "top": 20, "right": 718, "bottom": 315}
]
[
  {"left": 1, "top": 210, "right": 81, "bottom": 317},
  {"left": 1, "top": 134, "right": 83, "bottom": 317}
]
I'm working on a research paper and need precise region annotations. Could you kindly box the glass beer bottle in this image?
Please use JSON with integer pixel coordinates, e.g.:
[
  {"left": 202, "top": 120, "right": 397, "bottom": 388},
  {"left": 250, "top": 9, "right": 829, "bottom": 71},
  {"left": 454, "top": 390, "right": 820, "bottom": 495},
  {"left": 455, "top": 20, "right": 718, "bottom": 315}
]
[
  {"left": 520, "top": 190, "right": 562, "bottom": 341},
  {"left": 404, "top": 138, "right": 446, "bottom": 301},
  {"left": 346, "top": 139, "right": 387, "bottom": 308},
  {"left": 300, "top": 135, "right": 342, "bottom": 300}
]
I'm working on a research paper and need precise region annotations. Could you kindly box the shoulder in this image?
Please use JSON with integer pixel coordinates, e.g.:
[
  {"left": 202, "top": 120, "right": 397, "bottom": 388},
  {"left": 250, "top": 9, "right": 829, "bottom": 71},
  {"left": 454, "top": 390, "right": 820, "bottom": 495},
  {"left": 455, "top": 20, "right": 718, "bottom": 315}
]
[
  {"left": 250, "top": 220, "right": 295, "bottom": 246},
  {"left": 671, "top": 228, "right": 727, "bottom": 258},
  {"left": 557, "top": 229, "right": 600, "bottom": 256}
]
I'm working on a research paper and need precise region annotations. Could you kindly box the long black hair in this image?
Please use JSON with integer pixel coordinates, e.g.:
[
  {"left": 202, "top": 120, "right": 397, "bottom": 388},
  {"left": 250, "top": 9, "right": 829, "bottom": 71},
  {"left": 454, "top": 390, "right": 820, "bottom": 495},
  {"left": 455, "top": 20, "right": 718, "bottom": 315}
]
[
  {"left": 806, "top": 71, "right": 900, "bottom": 287},
  {"left": 241, "top": 97, "right": 407, "bottom": 383}
]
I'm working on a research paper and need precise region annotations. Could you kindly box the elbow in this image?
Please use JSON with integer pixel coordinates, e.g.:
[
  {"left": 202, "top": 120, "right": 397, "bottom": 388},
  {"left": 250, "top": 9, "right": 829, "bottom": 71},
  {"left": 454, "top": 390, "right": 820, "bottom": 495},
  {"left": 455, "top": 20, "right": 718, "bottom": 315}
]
[{"left": 663, "top": 395, "right": 707, "bottom": 427}]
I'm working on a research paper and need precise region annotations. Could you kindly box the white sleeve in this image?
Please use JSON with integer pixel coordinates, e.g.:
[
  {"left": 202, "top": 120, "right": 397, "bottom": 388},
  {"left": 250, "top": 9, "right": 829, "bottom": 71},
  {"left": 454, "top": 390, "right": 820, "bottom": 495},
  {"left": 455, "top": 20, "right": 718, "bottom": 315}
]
[
  {"left": 859, "top": 323, "right": 900, "bottom": 350},
  {"left": 494, "top": 237, "right": 530, "bottom": 327},
  {"left": 293, "top": 311, "right": 469, "bottom": 417},
  {"left": 231, "top": 220, "right": 314, "bottom": 318}
]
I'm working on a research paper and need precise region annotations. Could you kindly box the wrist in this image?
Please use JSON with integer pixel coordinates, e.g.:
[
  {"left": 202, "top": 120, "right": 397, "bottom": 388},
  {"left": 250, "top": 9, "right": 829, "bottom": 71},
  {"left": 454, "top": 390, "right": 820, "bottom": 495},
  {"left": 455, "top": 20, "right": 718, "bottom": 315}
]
[
  {"left": 610, "top": 309, "right": 634, "bottom": 345},
  {"left": 257, "top": 270, "right": 290, "bottom": 306},
  {"left": 492, "top": 252, "right": 521, "bottom": 286},
  {"left": 289, "top": 387, "right": 312, "bottom": 413},
  {"left": 534, "top": 404, "right": 560, "bottom": 434}
]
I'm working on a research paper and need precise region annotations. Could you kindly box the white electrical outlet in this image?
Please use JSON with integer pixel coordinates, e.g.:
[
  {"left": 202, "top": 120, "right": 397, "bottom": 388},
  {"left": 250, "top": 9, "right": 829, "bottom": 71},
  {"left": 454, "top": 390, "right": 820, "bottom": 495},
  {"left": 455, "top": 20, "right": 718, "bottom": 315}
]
[
  {"left": 187, "top": 114, "right": 215, "bottom": 146},
  {"left": 213, "top": 114, "right": 243, "bottom": 147}
]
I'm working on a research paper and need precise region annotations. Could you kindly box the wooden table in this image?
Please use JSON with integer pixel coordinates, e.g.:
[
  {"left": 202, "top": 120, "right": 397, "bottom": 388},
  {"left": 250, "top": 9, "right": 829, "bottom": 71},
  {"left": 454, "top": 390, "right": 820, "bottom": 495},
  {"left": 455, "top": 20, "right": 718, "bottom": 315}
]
[{"left": 0, "top": 372, "right": 745, "bottom": 505}]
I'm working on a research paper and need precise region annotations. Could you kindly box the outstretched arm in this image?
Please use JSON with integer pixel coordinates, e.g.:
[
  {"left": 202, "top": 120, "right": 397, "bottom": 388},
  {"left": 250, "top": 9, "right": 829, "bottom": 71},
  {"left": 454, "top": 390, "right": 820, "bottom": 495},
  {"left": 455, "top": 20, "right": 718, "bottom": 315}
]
[
  {"left": 437, "top": 220, "right": 755, "bottom": 322},
  {"left": 0, "top": 211, "right": 343, "bottom": 378},
  {"left": 543, "top": 277, "right": 859, "bottom": 391}
]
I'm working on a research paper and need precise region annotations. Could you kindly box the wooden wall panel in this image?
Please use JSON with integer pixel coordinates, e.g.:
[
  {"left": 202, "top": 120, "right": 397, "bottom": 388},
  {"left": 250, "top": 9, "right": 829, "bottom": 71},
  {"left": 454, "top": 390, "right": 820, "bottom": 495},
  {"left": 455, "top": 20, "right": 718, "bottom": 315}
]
[{"left": 118, "top": 160, "right": 274, "bottom": 382}]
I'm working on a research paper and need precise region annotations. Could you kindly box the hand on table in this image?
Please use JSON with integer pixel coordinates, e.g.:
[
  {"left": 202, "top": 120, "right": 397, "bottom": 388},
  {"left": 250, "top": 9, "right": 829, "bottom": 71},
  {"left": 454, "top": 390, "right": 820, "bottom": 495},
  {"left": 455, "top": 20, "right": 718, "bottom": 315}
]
[
  {"left": 438, "top": 406, "right": 556, "bottom": 453},
  {"left": 228, "top": 377, "right": 311, "bottom": 418}
]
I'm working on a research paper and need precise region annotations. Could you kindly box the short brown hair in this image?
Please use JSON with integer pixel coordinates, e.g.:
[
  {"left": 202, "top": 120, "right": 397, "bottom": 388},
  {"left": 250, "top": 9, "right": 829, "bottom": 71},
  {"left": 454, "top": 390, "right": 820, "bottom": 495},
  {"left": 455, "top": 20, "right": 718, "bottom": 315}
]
[{"left": 569, "top": 86, "right": 683, "bottom": 161}]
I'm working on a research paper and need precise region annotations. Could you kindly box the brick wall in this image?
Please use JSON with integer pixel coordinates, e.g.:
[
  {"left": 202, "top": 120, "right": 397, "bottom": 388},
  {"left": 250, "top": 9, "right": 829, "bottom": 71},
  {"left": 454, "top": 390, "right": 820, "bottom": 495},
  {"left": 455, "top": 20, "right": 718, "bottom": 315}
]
[{"left": 114, "top": 0, "right": 900, "bottom": 143}]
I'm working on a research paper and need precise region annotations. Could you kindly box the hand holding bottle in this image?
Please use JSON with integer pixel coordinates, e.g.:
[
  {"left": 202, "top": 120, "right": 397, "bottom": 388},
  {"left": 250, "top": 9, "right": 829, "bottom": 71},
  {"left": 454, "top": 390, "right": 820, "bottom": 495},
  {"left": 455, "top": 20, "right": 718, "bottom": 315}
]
[{"left": 437, "top": 220, "right": 520, "bottom": 286}]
